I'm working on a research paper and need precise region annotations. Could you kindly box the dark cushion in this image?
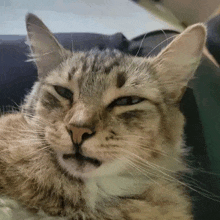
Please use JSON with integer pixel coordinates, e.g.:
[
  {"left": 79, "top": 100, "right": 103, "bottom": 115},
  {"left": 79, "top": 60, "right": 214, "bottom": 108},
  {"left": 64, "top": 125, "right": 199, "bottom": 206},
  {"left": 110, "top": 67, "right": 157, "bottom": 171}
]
[{"left": 207, "top": 14, "right": 220, "bottom": 65}]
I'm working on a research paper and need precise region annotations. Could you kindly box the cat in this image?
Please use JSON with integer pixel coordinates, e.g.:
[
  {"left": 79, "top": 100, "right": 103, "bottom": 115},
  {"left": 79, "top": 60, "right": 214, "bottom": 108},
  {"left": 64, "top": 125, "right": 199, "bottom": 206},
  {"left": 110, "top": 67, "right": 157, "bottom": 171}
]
[{"left": 0, "top": 13, "right": 206, "bottom": 220}]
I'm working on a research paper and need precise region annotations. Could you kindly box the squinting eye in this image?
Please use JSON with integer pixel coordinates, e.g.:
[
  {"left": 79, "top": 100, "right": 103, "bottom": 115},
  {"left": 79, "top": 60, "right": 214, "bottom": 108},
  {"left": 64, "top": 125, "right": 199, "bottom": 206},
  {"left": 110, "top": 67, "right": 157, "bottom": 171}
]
[
  {"left": 108, "top": 96, "right": 145, "bottom": 108},
  {"left": 54, "top": 85, "right": 73, "bottom": 101}
]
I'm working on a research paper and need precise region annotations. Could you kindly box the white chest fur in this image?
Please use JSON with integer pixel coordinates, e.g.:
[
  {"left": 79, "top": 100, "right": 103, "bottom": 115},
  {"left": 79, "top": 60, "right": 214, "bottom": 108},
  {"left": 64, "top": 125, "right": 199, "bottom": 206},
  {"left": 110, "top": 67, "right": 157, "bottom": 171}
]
[{"left": 85, "top": 173, "right": 148, "bottom": 210}]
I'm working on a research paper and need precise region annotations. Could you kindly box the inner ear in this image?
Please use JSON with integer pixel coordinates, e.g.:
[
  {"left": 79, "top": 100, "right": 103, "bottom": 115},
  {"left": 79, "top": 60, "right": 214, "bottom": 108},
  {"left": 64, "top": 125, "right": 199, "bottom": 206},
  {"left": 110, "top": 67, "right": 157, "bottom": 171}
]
[
  {"left": 26, "top": 13, "right": 71, "bottom": 79},
  {"left": 151, "top": 23, "right": 206, "bottom": 102}
]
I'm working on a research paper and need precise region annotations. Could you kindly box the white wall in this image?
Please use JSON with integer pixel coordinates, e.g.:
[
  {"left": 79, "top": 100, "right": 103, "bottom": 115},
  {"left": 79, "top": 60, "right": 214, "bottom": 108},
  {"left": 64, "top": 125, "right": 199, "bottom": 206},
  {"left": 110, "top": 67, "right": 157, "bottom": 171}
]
[{"left": 0, "top": 0, "right": 170, "bottom": 38}]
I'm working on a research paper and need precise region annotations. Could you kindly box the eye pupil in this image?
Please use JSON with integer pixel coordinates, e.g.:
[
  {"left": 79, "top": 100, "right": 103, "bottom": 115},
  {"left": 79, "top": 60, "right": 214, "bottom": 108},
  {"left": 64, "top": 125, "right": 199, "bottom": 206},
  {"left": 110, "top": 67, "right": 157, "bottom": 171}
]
[
  {"left": 108, "top": 96, "right": 144, "bottom": 108},
  {"left": 54, "top": 85, "right": 73, "bottom": 101},
  {"left": 117, "top": 97, "right": 128, "bottom": 105},
  {"left": 131, "top": 98, "right": 139, "bottom": 104}
]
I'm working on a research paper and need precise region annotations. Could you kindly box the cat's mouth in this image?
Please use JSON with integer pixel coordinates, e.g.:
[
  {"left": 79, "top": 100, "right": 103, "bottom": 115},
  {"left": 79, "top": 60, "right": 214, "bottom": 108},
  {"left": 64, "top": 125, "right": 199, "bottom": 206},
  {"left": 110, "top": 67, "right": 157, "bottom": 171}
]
[{"left": 63, "top": 153, "right": 102, "bottom": 167}]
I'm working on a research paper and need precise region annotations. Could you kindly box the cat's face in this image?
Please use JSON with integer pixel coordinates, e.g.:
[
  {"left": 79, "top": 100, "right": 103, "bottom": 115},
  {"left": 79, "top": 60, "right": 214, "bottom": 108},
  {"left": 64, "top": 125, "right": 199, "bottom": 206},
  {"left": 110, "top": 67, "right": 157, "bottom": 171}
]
[
  {"left": 24, "top": 14, "right": 206, "bottom": 179},
  {"left": 30, "top": 50, "right": 166, "bottom": 178}
]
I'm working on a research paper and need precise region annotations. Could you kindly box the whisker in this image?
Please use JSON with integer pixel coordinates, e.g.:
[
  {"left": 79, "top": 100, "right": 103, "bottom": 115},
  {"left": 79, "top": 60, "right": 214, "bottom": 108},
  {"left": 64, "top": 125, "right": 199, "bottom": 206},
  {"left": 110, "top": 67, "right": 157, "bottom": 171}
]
[
  {"left": 71, "top": 33, "right": 74, "bottom": 52},
  {"left": 146, "top": 34, "right": 177, "bottom": 57},
  {"left": 120, "top": 148, "right": 220, "bottom": 202},
  {"left": 124, "top": 157, "right": 161, "bottom": 185},
  {"left": 147, "top": 161, "right": 220, "bottom": 201},
  {"left": 135, "top": 33, "right": 148, "bottom": 57},
  {"left": 117, "top": 138, "right": 181, "bottom": 161},
  {"left": 126, "top": 33, "right": 148, "bottom": 72}
]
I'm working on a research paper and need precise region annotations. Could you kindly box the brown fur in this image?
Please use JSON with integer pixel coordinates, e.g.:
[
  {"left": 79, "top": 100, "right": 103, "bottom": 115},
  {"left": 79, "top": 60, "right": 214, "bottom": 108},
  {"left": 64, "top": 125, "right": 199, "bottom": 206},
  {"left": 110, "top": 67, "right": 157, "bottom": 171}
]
[{"left": 0, "top": 13, "right": 206, "bottom": 219}]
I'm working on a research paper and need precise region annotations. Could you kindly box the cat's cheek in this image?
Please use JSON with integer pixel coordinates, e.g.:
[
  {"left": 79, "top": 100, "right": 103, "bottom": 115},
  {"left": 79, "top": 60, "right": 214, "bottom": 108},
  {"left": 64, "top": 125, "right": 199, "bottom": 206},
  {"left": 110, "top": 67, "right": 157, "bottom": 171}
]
[
  {"left": 44, "top": 125, "right": 73, "bottom": 154},
  {"left": 35, "top": 101, "right": 67, "bottom": 123}
]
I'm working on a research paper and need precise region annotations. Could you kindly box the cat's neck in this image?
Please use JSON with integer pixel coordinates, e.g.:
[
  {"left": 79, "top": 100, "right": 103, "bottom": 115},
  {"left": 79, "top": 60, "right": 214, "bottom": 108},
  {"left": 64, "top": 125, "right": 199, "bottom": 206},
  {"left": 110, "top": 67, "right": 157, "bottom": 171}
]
[{"left": 84, "top": 172, "right": 149, "bottom": 210}]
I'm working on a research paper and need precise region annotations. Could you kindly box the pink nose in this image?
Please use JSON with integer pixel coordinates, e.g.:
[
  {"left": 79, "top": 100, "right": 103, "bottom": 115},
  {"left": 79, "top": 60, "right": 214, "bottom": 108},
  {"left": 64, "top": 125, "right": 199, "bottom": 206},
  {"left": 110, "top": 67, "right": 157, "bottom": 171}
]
[{"left": 67, "top": 125, "right": 94, "bottom": 144}]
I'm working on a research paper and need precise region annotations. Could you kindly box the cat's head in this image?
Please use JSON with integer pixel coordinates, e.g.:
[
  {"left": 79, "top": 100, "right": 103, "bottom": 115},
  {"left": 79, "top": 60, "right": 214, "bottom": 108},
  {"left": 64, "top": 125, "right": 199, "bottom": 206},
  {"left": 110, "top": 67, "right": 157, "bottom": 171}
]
[{"left": 24, "top": 13, "right": 206, "bottom": 179}]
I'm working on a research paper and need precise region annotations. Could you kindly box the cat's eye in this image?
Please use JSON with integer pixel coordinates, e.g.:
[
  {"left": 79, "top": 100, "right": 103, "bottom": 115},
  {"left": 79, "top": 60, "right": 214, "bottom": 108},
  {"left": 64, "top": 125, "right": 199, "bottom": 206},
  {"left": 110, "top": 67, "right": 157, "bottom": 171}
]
[
  {"left": 54, "top": 85, "right": 73, "bottom": 101},
  {"left": 108, "top": 96, "right": 145, "bottom": 108}
]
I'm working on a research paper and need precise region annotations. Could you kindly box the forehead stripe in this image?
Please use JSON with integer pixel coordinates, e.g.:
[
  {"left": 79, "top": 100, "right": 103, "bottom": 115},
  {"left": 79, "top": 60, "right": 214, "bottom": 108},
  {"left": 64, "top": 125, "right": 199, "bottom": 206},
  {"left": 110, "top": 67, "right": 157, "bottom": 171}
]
[
  {"left": 68, "top": 67, "right": 77, "bottom": 81},
  {"left": 116, "top": 72, "right": 126, "bottom": 88}
]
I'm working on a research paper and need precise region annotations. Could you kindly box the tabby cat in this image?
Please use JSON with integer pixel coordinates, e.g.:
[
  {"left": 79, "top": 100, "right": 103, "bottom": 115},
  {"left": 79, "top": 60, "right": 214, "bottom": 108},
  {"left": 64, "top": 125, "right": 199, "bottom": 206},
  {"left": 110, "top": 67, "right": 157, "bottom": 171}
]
[{"left": 0, "top": 13, "right": 206, "bottom": 220}]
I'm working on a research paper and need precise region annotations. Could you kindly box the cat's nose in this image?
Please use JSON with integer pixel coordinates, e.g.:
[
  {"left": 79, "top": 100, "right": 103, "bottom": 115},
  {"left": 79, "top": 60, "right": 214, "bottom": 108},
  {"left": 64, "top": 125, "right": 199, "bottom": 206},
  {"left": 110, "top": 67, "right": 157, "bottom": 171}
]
[{"left": 66, "top": 125, "right": 95, "bottom": 144}]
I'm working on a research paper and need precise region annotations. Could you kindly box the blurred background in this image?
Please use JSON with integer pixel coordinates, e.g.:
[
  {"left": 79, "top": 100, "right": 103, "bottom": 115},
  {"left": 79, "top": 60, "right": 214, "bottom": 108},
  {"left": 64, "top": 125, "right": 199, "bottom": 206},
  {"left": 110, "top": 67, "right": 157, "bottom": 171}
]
[
  {"left": 134, "top": 0, "right": 220, "bottom": 30},
  {"left": 0, "top": 0, "right": 171, "bottom": 38},
  {"left": 1, "top": 0, "right": 220, "bottom": 38}
]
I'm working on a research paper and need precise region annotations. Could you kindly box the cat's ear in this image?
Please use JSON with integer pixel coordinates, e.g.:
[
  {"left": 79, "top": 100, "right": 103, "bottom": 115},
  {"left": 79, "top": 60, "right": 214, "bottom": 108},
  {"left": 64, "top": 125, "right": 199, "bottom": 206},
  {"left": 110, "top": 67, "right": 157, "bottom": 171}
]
[
  {"left": 151, "top": 24, "right": 206, "bottom": 102},
  {"left": 26, "top": 13, "right": 70, "bottom": 78}
]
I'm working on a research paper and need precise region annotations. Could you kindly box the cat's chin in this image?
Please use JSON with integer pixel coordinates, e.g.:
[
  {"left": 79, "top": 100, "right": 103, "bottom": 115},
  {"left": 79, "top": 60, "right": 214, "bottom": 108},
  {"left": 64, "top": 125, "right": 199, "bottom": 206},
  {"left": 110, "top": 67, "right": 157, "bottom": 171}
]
[{"left": 57, "top": 152, "right": 102, "bottom": 179}]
